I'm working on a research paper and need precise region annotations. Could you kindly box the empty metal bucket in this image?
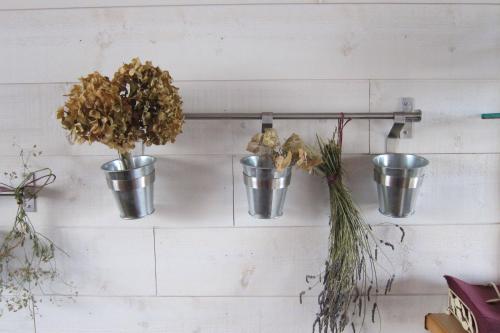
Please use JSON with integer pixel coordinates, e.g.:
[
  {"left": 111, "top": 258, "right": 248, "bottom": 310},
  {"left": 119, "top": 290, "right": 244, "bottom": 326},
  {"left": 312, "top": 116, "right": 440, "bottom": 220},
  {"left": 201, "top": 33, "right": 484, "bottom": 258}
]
[
  {"left": 373, "top": 153, "right": 429, "bottom": 218},
  {"left": 101, "top": 155, "right": 156, "bottom": 219},
  {"left": 241, "top": 155, "right": 292, "bottom": 219}
]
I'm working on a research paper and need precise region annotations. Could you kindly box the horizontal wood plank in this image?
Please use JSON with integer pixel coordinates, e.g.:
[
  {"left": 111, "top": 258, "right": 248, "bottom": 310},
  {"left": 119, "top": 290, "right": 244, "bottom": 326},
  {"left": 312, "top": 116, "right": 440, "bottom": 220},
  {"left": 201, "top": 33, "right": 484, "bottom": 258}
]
[
  {"left": 370, "top": 80, "right": 500, "bottom": 154},
  {"left": 1, "top": 5, "right": 499, "bottom": 83},
  {"left": 0, "top": 311, "right": 34, "bottom": 333},
  {"left": 155, "top": 227, "right": 328, "bottom": 296},
  {"left": 360, "top": 153, "right": 500, "bottom": 224},
  {"left": 0, "top": 153, "right": 497, "bottom": 228},
  {"left": 234, "top": 153, "right": 500, "bottom": 226},
  {"left": 2, "top": 1, "right": 500, "bottom": 10},
  {"left": 0, "top": 80, "right": 368, "bottom": 156},
  {"left": 34, "top": 295, "right": 447, "bottom": 333},
  {"left": 155, "top": 225, "right": 500, "bottom": 296},
  {"left": 374, "top": 224, "right": 500, "bottom": 295},
  {"left": 0, "top": 155, "right": 234, "bottom": 228},
  {"left": 39, "top": 228, "right": 156, "bottom": 296},
  {"left": 0, "top": 1, "right": 316, "bottom": 11}
]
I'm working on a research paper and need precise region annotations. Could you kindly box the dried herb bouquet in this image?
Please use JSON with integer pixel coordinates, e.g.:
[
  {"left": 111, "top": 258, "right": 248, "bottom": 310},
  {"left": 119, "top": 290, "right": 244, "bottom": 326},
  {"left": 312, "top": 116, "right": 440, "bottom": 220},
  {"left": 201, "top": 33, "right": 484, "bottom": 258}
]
[
  {"left": 56, "top": 58, "right": 184, "bottom": 168},
  {"left": 0, "top": 147, "right": 70, "bottom": 317},
  {"left": 301, "top": 119, "right": 403, "bottom": 333}
]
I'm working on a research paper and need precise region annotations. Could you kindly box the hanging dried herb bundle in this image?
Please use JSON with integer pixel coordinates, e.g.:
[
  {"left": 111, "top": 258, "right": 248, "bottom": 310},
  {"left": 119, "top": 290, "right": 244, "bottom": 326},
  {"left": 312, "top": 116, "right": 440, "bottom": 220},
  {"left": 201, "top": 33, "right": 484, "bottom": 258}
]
[
  {"left": 302, "top": 119, "right": 402, "bottom": 333},
  {"left": 246, "top": 128, "right": 322, "bottom": 172},
  {"left": 57, "top": 58, "right": 184, "bottom": 165},
  {"left": 0, "top": 147, "right": 71, "bottom": 316}
]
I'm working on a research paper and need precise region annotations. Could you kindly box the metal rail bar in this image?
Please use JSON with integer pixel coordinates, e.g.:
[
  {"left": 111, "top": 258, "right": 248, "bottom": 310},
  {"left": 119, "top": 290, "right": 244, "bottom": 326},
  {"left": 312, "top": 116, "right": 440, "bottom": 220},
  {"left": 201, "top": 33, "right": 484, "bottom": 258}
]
[
  {"left": 0, "top": 186, "right": 38, "bottom": 197},
  {"left": 0, "top": 186, "right": 16, "bottom": 196},
  {"left": 184, "top": 110, "right": 422, "bottom": 122}
]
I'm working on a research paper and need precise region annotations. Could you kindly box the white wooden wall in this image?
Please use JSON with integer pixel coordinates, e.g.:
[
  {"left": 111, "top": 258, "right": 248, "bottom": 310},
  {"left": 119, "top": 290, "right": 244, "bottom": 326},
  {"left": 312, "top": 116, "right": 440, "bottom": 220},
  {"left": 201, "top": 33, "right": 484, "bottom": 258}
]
[{"left": 0, "top": 1, "right": 499, "bottom": 332}]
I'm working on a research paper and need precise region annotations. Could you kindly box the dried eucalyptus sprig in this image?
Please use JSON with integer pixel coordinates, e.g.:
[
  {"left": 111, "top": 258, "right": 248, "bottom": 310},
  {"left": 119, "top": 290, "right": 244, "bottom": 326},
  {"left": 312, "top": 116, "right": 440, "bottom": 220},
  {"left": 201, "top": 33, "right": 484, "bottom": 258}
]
[
  {"left": 300, "top": 119, "right": 403, "bottom": 333},
  {"left": 57, "top": 58, "right": 184, "bottom": 168},
  {"left": 246, "top": 129, "right": 322, "bottom": 172},
  {"left": 0, "top": 147, "right": 71, "bottom": 317}
]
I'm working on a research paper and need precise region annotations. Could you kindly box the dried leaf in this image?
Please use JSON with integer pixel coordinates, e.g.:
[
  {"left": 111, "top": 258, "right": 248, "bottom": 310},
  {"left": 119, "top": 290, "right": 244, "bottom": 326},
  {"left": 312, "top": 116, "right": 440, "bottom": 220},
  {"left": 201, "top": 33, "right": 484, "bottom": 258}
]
[
  {"left": 261, "top": 128, "right": 280, "bottom": 148},
  {"left": 275, "top": 151, "right": 292, "bottom": 171}
]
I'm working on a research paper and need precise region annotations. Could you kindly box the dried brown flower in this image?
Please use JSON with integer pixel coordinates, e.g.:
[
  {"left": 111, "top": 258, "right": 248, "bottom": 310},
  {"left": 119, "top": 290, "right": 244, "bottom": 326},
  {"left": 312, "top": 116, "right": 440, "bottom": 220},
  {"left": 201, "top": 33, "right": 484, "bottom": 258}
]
[
  {"left": 57, "top": 58, "right": 184, "bottom": 153},
  {"left": 246, "top": 129, "right": 321, "bottom": 172},
  {"left": 284, "top": 133, "right": 322, "bottom": 173},
  {"left": 113, "top": 58, "right": 184, "bottom": 147},
  {"left": 56, "top": 72, "right": 136, "bottom": 153}
]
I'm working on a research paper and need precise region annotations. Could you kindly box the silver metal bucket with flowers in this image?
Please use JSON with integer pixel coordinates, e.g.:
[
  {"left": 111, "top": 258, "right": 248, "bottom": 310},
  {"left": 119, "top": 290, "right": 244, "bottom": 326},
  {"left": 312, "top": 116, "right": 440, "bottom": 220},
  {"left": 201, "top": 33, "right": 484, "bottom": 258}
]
[
  {"left": 243, "top": 129, "right": 321, "bottom": 219},
  {"left": 57, "top": 58, "right": 184, "bottom": 219}
]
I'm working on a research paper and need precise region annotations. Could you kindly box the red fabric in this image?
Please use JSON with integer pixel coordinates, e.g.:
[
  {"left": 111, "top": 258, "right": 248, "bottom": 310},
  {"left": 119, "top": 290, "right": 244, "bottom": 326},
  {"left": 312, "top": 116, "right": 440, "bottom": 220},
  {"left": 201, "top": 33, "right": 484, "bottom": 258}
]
[{"left": 445, "top": 275, "right": 500, "bottom": 333}]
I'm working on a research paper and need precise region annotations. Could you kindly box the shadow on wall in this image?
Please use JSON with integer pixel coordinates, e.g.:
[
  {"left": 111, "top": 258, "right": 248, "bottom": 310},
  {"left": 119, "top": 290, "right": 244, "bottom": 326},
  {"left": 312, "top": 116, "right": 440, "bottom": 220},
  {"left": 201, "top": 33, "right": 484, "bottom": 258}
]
[{"left": 343, "top": 154, "right": 378, "bottom": 211}]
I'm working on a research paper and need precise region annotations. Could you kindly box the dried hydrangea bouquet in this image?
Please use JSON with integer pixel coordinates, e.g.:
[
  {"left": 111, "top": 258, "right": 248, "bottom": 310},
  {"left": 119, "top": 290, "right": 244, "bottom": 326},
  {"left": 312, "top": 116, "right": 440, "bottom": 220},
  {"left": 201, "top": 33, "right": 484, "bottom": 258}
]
[{"left": 57, "top": 58, "right": 184, "bottom": 219}]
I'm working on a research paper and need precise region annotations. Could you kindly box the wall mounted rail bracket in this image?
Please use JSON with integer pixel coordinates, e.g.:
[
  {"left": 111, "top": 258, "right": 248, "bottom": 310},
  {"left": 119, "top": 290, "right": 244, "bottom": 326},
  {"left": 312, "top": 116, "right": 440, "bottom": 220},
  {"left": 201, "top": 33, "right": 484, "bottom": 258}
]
[
  {"left": 387, "top": 97, "right": 421, "bottom": 140},
  {"left": 385, "top": 97, "right": 422, "bottom": 153},
  {"left": 0, "top": 173, "right": 38, "bottom": 212},
  {"left": 261, "top": 112, "right": 273, "bottom": 133}
]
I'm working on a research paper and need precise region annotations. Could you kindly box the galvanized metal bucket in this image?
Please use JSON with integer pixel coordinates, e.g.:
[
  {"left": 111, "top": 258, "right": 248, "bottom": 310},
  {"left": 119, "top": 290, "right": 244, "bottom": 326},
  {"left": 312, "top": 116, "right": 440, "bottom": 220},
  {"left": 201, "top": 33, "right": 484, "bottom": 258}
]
[
  {"left": 373, "top": 153, "right": 429, "bottom": 218},
  {"left": 241, "top": 155, "right": 292, "bottom": 219},
  {"left": 101, "top": 155, "right": 156, "bottom": 220}
]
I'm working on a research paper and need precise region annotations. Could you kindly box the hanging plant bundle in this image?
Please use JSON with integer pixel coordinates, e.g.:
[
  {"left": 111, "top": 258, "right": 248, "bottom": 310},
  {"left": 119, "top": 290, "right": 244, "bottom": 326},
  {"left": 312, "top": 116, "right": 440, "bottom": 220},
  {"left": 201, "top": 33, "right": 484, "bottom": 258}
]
[
  {"left": 0, "top": 147, "right": 72, "bottom": 316},
  {"left": 302, "top": 119, "right": 402, "bottom": 333}
]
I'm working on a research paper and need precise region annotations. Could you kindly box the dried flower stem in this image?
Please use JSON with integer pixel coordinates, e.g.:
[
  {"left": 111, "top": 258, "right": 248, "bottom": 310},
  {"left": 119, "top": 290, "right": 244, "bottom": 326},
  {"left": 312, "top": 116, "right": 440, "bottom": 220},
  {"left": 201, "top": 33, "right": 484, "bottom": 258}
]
[{"left": 119, "top": 151, "right": 134, "bottom": 170}]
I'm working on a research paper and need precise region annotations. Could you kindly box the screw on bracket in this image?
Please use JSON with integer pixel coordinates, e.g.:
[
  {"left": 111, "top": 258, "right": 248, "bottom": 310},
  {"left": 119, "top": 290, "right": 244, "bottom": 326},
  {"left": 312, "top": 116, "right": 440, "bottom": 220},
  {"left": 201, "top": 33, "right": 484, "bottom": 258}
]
[
  {"left": 261, "top": 112, "right": 273, "bottom": 133},
  {"left": 388, "top": 97, "right": 415, "bottom": 139},
  {"left": 386, "top": 97, "right": 422, "bottom": 153},
  {"left": 23, "top": 173, "right": 37, "bottom": 212}
]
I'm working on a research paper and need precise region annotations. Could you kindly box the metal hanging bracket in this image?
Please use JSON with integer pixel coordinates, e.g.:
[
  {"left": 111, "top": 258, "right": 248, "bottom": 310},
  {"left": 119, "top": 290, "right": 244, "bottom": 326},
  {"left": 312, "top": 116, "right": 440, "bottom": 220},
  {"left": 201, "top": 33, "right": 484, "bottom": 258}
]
[
  {"left": 23, "top": 184, "right": 37, "bottom": 212},
  {"left": 0, "top": 173, "right": 38, "bottom": 212},
  {"left": 388, "top": 97, "right": 421, "bottom": 139},
  {"left": 261, "top": 112, "right": 273, "bottom": 133}
]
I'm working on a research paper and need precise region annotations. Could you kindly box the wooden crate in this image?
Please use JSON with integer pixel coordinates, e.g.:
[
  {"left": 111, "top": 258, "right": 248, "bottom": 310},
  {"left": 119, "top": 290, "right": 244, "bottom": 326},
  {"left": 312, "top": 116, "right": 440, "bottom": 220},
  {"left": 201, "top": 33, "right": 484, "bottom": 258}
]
[{"left": 426, "top": 313, "right": 468, "bottom": 333}]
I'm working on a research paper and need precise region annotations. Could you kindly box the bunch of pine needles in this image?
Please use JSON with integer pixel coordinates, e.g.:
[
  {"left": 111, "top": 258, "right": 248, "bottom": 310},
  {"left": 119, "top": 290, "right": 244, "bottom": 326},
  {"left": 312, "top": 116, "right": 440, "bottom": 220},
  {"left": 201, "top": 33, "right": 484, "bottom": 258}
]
[{"left": 302, "top": 119, "right": 403, "bottom": 333}]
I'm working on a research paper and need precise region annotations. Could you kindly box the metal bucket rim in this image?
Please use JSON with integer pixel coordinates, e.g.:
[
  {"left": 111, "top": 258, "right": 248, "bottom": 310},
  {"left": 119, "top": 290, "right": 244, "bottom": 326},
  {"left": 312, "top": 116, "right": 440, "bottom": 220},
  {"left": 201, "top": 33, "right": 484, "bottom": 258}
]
[
  {"left": 372, "top": 153, "right": 429, "bottom": 171},
  {"left": 101, "top": 155, "right": 157, "bottom": 173},
  {"left": 240, "top": 155, "right": 292, "bottom": 171},
  {"left": 121, "top": 208, "right": 155, "bottom": 220}
]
